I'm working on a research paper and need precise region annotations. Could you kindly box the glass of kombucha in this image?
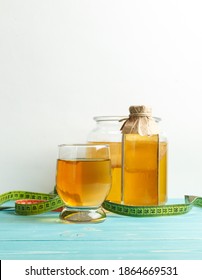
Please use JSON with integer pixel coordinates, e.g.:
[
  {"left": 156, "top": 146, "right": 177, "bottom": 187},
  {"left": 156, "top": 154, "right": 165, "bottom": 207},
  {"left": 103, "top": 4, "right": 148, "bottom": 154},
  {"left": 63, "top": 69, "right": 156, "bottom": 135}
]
[{"left": 56, "top": 144, "right": 111, "bottom": 223}]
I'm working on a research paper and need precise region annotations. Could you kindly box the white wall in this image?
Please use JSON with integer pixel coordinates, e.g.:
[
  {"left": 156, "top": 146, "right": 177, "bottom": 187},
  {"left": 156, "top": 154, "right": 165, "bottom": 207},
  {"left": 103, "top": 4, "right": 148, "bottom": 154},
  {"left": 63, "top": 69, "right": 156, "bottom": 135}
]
[{"left": 1, "top": 0, "right": 202, "bottom": 198}]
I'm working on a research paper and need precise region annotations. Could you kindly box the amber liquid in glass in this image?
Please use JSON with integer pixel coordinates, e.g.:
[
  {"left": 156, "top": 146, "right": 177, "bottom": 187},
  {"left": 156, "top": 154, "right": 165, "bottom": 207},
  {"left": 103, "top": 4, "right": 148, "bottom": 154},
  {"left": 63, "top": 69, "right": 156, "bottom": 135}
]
[
  {"left": 56, "top": 159, "right": 111, "bottom": 208},
  {"left": 89, "top": 142, "right": 122, "bottom": 203},
  {"left": 90, "top": 140, "right": 167, "bottom": 205},
  {"left": 159, "top": 141, "right": 167, "bottom": 204},
  {"left": 123, "top": 134, "right": 159, "bottom": 206}
]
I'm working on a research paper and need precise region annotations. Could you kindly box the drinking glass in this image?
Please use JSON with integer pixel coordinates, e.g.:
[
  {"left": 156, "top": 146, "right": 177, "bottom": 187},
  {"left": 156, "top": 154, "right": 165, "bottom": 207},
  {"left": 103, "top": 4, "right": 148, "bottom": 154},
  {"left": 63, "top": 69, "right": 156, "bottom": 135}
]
[{"left": 56, "top": 144, "right": 111, "bottom": 223}]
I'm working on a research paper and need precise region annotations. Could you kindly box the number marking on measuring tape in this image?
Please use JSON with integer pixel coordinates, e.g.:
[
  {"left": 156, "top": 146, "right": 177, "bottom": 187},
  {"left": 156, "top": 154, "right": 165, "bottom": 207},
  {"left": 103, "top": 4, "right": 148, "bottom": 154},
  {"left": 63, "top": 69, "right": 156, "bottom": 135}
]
[{"left": 0, "top": 191, "right": 202, "bottom": 217}]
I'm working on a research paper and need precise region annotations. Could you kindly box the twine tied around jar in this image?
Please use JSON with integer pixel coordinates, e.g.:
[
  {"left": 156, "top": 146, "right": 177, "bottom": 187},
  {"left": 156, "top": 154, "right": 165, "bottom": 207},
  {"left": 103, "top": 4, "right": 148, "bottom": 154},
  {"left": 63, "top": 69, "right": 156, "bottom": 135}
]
[{"left": 120, "top": 105, "right": 159, "bottom": 136}]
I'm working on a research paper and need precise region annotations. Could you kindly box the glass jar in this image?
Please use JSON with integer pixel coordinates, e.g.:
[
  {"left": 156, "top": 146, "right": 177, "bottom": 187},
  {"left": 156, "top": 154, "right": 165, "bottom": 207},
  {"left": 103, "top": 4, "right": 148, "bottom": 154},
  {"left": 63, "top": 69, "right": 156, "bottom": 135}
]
[
  {"left": 88, "top": 116, "right": 124, "bottom": 203},
  {"left": 87, "top": 116, "right": 167, "bottom": 205},
  {"left": 158, "top": 118, "right": 168, "bottom": 205}
]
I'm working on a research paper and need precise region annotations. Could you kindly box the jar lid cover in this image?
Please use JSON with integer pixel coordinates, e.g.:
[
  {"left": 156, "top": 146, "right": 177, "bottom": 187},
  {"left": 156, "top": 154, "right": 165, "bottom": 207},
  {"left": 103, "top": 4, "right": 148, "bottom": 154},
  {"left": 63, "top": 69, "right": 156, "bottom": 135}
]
[{"left": 121, "top": 105, "right": 159, "bottom": 135}]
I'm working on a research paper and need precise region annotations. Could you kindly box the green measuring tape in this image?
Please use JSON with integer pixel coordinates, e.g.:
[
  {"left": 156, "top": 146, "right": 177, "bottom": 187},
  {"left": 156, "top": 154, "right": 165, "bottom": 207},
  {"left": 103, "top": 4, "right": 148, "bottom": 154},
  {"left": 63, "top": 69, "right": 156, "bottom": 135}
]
[
  {"left": 0, "top": 190, "right": 202, "bottom": 217},
  {"left": 0, "top": 191, "right": 64, "bottom": 215},
  {"left": 103, "top": 196, "right": 202, "bottom": 217}
]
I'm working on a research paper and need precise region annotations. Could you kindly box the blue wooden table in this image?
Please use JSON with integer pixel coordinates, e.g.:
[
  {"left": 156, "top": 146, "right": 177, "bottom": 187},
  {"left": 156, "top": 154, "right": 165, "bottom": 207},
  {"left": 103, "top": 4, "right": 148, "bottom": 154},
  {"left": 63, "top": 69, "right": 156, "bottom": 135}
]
[{"left": 1, "top": 199, "right": 202, "bottom": 260}]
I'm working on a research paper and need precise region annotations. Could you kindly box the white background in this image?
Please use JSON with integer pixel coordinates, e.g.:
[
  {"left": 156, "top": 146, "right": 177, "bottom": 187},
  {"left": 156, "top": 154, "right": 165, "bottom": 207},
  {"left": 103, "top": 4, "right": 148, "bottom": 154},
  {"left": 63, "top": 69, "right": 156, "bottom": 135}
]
[{"left": 1, "top": 0, "right": 202, "bottom": 198}]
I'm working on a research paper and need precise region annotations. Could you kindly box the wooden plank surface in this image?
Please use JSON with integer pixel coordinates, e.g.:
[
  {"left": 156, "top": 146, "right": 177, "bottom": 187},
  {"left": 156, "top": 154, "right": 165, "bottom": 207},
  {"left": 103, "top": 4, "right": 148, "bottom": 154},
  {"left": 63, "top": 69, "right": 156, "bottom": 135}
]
[{"left": 1, "top": 200, "right": 202, "bottom": 260}]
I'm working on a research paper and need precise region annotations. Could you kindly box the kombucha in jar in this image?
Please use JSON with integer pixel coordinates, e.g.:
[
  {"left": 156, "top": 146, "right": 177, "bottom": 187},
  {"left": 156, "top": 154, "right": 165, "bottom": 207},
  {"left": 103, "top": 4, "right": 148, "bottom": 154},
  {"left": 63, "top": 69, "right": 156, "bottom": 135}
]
[
  {"left": 122, "top": 134, "right": 159, "bottom": 206},
  {"left": 121, "top": 105, "right": 167, "bottom": 206},
  {"left": 88, "top": 113, "right": 168, "bottom": 205},
  {"left": 159, "top": 141, "right": 168, "bottom": 204},
  {"left": 122, "top": 136, "right": 168, "bottom": 205}
]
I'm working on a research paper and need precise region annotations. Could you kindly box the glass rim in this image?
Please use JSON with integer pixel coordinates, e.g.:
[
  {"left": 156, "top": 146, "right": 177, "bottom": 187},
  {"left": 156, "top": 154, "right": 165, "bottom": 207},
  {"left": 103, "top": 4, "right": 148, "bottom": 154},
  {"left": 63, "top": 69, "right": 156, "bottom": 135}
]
[
  {"left": 93, "top": 116, "right": 161, "bottom": 122},
  {"left": 58, "top": 143, "right": 110, "bottom": 148}
]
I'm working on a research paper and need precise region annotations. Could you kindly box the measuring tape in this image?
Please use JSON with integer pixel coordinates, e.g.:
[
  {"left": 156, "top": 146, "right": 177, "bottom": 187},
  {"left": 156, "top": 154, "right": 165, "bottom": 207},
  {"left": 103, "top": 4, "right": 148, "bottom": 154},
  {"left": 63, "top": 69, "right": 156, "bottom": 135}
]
[
  {"left": 0, "top": 190, "right": 202, "bottom": 217},
  {"left": 0, "top": 191, "right": 64, "bottom": 215},
  {"left": 103, "top": 196, "right": 202, "bottom": 217}
]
